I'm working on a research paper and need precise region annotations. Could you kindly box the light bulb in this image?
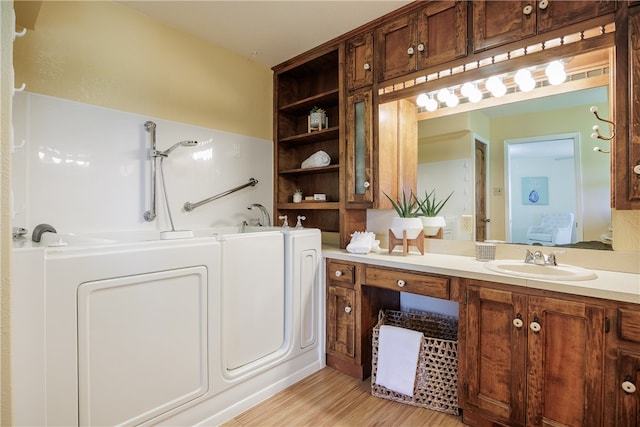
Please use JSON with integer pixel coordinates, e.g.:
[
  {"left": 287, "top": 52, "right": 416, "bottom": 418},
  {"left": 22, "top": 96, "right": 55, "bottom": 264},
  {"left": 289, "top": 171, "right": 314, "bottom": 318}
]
[
  {"left": 446, "top": 92, "right": 459, "bottom": 107},
  {"left": 546, "top": 60, "right": 566, "bottom": 85},
  {"left": 437, "top": 88, "right": 450, "bottom": 102},
  {"left": 489, "top": 77, "right": 506, "bottom": 97},
  {"left": 460, "top": 82, "right": 474, "bottom": 97},
  {"left": 416, "top": 93, "right": 429, "bottom": 107},
  {"left": 514, "top": 69, "right": 531, "bottom": 85},
  {"left": 425, "top": 97, "right": 438, "bottom": 112},
  {"left": 519, "top": 76, "right": 536, "bottom": 92},
  {"left": 468, "top": 87, "right": 483, "bottom": 103},
  {"left": 485, "top": 76, "right": 500, "bottom": 92}
]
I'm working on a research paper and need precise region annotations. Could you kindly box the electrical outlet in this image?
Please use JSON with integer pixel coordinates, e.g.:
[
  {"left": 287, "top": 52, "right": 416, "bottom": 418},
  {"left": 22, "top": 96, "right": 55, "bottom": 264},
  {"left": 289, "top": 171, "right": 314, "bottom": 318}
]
[
  {"left": 461, "top": 215, "right": 473, "bottom": 233},
  {"left": 493, "top": 187, "right": 503, "bottom": 196}
]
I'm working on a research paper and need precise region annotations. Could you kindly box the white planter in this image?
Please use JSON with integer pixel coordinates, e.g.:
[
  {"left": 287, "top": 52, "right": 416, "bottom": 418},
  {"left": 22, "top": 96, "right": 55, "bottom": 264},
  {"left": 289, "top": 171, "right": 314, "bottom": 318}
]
[
  {"left": 390, "top": 217, "right": 424, "bottom": 239},
  {"left": 421, "top": 216, "right": 446, "bottom": 236}
]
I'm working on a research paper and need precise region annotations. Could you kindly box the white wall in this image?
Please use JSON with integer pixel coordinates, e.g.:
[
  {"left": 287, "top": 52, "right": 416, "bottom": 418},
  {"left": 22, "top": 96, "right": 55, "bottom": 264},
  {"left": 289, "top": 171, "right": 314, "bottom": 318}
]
[{"left": 11, "top": 92, "right": 273, "bottom": 235}]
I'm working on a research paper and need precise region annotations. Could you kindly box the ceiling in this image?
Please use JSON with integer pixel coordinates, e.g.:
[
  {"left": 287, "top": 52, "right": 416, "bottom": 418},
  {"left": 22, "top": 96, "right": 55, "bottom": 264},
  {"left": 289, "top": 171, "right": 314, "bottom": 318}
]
[{"left": 117, "top": 1, "right": 412, "bottom": 68}]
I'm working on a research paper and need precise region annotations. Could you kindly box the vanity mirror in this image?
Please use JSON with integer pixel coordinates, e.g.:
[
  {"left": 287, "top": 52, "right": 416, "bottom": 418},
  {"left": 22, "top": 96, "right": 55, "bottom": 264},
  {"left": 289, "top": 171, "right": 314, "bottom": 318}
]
[{"left": 398, "top": 48, "right": 613, "bottom": 249}]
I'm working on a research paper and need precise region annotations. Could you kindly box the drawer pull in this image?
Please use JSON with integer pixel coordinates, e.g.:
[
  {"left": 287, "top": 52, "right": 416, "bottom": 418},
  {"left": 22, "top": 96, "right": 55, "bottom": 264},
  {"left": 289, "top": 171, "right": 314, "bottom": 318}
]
[
  {"left": 396, "top": 279, "right": 406, "bottom": 288},
  {"left": 513, "top": 313, "right": 524, "bottom": 328},
  {"left": 344, "top": 304, "right": 352, "bottom": 314},
  {"left": 523, "top": 4, "right": 533, "bottom": 15},
  {"left": 363, "top": 62, "right": 371, "bottom": 71},
  {"left": 538, "top": 0, "right": 549, "bottom": 10},
  {"left": 407, "top": 46, "right": 414, "bottom": 55},
  {"left": 622, "top": 380, "right": 637, "bottom": 394},
  {"left": 335, "top": 270, "right": 343, "bottom": 277},
  {"left": 529, "top": 321, "right": 541, "bottom": 333}
]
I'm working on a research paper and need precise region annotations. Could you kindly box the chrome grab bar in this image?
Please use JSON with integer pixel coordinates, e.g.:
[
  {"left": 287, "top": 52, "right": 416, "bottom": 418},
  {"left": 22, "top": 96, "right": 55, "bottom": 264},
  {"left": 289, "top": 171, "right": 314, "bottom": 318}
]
[
  {"left": 184, "top": 178, "right": 258, "bottom": 212},
  {"left": 143, "top": 121, "right": 158, "bottom": 221}
]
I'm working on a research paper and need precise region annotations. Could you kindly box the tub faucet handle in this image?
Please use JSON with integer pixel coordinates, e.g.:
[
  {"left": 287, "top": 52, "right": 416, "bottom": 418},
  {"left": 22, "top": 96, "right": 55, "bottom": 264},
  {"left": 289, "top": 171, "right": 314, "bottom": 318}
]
[
  {"left": 295, "top": 215, "right": 306, "bottom": 229},
  {"left": 278, "top": 215, "right": 289, "bottom": 228}
]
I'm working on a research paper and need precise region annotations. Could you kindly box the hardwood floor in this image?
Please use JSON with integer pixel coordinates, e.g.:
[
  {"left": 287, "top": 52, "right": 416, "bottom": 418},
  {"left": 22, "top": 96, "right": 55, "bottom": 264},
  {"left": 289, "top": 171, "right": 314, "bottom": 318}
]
[{"left": 222, "top": 367, "right": 466, "bottom": 426}]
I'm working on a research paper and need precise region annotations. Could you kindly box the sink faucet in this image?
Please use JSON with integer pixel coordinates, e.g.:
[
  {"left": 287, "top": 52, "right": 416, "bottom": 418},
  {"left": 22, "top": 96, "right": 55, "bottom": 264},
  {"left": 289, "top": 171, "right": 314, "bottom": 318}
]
[
  {"left": 525, "top": 249, "right": 562, "bottom": 266},
  {"left": 247, "top": 203, "right": 271, "bottom": 227}
]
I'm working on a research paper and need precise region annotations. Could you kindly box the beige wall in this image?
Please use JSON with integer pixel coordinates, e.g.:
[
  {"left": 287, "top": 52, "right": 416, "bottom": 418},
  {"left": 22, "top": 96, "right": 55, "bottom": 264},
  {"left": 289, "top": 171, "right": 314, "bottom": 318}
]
[{"left": 13, "top": 1, "right": 273, "bottom": 140}]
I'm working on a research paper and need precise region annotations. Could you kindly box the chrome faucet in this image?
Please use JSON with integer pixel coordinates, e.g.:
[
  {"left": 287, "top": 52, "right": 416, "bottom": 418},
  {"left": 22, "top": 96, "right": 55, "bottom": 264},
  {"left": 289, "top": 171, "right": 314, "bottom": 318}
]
[
  {"left": 247, "top": 203, "right": 271, "bottom": 227},
  {"left": 524, "top": 249, "right": 562, "bottom": 266}
]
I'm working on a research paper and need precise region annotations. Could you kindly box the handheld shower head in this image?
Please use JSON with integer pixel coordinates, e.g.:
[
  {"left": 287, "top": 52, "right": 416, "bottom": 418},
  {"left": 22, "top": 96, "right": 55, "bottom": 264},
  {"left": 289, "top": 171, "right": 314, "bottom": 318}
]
[{"left": 158, "top": 140, "right": 200, "bottom": 157}]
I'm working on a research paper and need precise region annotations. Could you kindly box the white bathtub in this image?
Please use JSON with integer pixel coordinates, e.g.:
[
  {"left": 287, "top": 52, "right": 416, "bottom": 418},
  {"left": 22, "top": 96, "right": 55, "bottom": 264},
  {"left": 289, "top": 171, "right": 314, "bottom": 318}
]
[{"left": 11, "top": 227, "right": 324, "bottom": 426}]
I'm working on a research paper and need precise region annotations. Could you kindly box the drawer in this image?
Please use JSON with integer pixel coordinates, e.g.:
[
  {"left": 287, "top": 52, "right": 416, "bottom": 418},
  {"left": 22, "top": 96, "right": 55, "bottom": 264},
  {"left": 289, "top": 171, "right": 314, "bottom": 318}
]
[
  {"left": 364, "top": 266, "right": 449, "bottom": 299},
  {"left": 619, "top": 308, "right": 640, "bottom": 344},
  {"left": 327, "top": 260, "right": 356, "bottom": 286}
]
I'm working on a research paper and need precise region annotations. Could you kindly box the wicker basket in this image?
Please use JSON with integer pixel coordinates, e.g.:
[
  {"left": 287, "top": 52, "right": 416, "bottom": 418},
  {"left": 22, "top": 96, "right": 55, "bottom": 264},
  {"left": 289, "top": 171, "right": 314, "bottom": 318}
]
[{"left": 371, "top": 309, "right": 459, "bottom": 415}]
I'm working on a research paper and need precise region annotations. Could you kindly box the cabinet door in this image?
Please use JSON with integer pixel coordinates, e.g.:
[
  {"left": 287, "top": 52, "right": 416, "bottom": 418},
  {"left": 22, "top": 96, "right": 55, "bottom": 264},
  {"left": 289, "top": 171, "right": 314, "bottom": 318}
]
[
  {"left": 617, "top": 351, "right": 640, "bottom": 427},
  {"left": 465, "top": 286, "right": 527, "bottom": 426},
  {"left": 375, "top": 13, "right": 417, "bottom": 82},
  {"left": 629, "top": 8, "right": 640, "bottom": 202},
  {"left": 526, "top": 297, "right": 606, "bottom": 427},
  {"left": 345, "top": 90, "right": 373, "bottom": 205},
  {"left": 327, "top": 285, "right": 356, "bottom": 359},
  {"left": 536, "top": 0, "right": 616, "bottom": 34},
  {"left": 472, "top": 0, "right": 536, "bottom": 53},
  {"left": 416, "top": 0, "right": 468, "bottom": 70},
  {"left": 346, "top": 32, "right": 373, "bottom": 91}
]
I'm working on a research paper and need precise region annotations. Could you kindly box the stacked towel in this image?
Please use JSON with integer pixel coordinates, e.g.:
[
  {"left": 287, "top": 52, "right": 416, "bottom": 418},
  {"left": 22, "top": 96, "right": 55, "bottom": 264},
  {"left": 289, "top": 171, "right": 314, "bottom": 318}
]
[
  {"left": 346, "top": 231, "right": 380, "bottom": 254},
  {"left": 374, "top": 325, "right": 422, "bottom": 397},
  {"left": 301, "top": 150, "right": 331, "bottom": 169}
]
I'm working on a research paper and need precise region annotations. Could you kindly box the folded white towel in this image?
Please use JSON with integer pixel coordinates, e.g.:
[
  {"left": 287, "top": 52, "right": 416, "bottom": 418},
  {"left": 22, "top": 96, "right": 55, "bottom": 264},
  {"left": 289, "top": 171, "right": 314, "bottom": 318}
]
[
  {"left": 346, "top": 231, "right": 374, "bottom": 254},
  {"left": 301, "top": 150, "right": 331, "bottom": 169},
  {"left": 375, "top": 325, "right": 422, "bottom": 397}
]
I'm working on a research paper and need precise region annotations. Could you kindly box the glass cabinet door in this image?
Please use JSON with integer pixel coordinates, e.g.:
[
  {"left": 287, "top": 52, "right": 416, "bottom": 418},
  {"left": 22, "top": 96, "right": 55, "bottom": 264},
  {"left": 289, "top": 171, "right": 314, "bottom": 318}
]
[{"left": 346, "top": 90, "right": 373, "bottom": 205}]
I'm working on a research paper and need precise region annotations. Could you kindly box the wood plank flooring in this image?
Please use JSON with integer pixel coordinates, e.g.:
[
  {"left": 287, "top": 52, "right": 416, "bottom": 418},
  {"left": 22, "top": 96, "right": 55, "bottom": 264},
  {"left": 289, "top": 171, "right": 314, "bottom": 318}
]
[{"left": 222, "top": 367, "right": 466, "bottom": 426}]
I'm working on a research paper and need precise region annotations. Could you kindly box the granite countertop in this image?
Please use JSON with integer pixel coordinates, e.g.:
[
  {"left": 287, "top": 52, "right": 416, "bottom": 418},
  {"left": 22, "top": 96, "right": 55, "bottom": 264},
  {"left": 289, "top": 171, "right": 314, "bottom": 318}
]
[{"left": 323, "top": 246, "right": 640, "bottom": 304}]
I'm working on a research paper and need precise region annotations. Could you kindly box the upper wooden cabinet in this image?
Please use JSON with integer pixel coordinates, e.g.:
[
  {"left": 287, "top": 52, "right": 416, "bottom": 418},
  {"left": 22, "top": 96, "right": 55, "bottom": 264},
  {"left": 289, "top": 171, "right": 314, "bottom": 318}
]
[
  {"left": 472, "top": 0, "right": 616, "bottom": 53},
  {"left": 346, "top": 32, "right": 374, "bottom": 91},
  {"left": 616, "top": 5, "right": 640, "bottom": 208},
  {"left": 375, "top": 0, "right": 468, "bottom": 82}
]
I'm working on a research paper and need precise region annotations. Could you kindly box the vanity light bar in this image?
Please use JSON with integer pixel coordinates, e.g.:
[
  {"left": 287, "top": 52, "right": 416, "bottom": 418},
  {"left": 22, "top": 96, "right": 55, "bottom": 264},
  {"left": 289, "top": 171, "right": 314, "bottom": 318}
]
[{"left": 378, "top": 22, "right": 615, "bottom": 97}]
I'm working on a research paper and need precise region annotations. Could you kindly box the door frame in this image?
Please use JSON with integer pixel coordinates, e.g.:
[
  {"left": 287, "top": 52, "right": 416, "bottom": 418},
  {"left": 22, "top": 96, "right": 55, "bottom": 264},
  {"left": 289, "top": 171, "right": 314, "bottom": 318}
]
[
  {"left": 473, "top": 135, "right": 490, "bottom": 241},
  {"left": 504, "top": 132, "right": 583, "bottom": 244}
]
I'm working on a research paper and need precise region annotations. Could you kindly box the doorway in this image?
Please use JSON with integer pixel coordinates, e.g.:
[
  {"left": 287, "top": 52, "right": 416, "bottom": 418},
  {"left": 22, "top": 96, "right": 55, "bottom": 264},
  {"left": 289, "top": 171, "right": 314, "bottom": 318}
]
[{"left": 505, "top": 133, "right": 582, "bottom": 244}]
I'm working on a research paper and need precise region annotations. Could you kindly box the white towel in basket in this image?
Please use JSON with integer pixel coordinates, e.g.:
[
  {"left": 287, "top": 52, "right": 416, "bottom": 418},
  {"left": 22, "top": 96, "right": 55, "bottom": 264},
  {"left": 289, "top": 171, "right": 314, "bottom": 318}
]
[{"left": 375, "top": 324, "right": 422, "bottom": 397}]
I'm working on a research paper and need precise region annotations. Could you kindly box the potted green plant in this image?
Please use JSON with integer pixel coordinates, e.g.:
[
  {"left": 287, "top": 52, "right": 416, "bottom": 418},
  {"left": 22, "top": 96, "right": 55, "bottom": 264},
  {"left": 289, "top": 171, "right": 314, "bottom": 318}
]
[
  {"left": 309, "top": 106, "right": 327, "bottom": 131},
  {"left": 383, "top": 189, "right": 424, "bottom": 239},
  {"left": 416, "top": 189, "right": 454, "bottom": 236}
]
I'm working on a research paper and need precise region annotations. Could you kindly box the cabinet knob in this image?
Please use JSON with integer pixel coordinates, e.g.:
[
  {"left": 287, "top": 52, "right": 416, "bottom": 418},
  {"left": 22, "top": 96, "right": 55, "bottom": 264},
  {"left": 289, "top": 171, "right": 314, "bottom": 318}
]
[
  {"left": 407, "top": 46, "right": 414, "bottom": 55},
  {"left": 363, "top": 181, "right": 370, "bottom": 188},
  {"left": 529, "top": 321, "right": 541, "bottom": 333},
  {"left": 523, "top": 4, "right": 533, "bottom": 15},
  {"left": 363, "top": 62, "right": 371, "bottom": 71},
  {"left": 633, "top": 164, "right": 640, "bottom": 176},
  {"left": 344, "top": 303, "right": 352, "bottom": 314},
  {"left": 417, "top": 43, "right": 425, "bottom": 52},
  {"left": 513, "top": 314, "right": 524, "bottom": 328},
  {"left": 396, "top": 279, "right": 406, "bottom": 288},
  {"left": 335, "top": 270, "right": 343, "bottom": 277},
  {"left": 622, "top": 381, "right": 637, "bottom": 394},
  {"left": 538, "top": 0, "right": 549, "bottom": 10}
]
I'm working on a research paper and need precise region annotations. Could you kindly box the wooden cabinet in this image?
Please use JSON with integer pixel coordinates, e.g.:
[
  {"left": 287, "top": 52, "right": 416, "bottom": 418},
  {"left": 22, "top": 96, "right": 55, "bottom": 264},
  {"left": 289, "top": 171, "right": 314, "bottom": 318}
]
[
  {"left": 326, "top": 260, "right": 358, "bottom": 374},
  {"left": 345, "top": 90, "right": 373, "bottom": 206},
  {"left": 375, "top": 0, "right": 467, "bottom": 82},
  {"left": 346, "top": 32, "right": 373, "bottom": 91},
  {"left": 463, "top": 280, "right": 607, "bottom": 427},
  {"left": 615, "top": 307, "right": 640, "bottom": 426},
  {"left": 273, "top": 47, "right": 341, "bottom": 232},
  {"left": 614, "top": 5, "right": 640, "bottom": 209},
  {"left": 472, "top": 0, "right": 616, "bottom": 53}
]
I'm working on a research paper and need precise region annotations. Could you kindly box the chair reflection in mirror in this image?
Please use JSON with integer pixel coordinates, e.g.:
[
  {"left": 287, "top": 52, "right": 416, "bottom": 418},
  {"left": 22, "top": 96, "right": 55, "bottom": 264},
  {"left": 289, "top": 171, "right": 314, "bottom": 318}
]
[{"left": 526, "top": 212, "right": 575, "bottom": 246}]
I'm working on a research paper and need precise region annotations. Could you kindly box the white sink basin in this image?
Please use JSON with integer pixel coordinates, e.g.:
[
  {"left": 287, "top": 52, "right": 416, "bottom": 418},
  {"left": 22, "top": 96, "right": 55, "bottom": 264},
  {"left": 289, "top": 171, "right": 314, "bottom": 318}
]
[{"left": 484, "top": 259, "right": 597, "bottom": 281}]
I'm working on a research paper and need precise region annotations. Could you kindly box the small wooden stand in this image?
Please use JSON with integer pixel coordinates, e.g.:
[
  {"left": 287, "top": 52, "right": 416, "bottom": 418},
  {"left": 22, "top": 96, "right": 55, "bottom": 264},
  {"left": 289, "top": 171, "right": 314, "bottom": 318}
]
[
  {"left": 425, "top": 228, "right": 444, "bottom": 239},
  {"left": 308, "top": 114, "right": 328, "bottom": 132},
  {"left": 388, "top": 229, "right": 424, "bottom": 255}
]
